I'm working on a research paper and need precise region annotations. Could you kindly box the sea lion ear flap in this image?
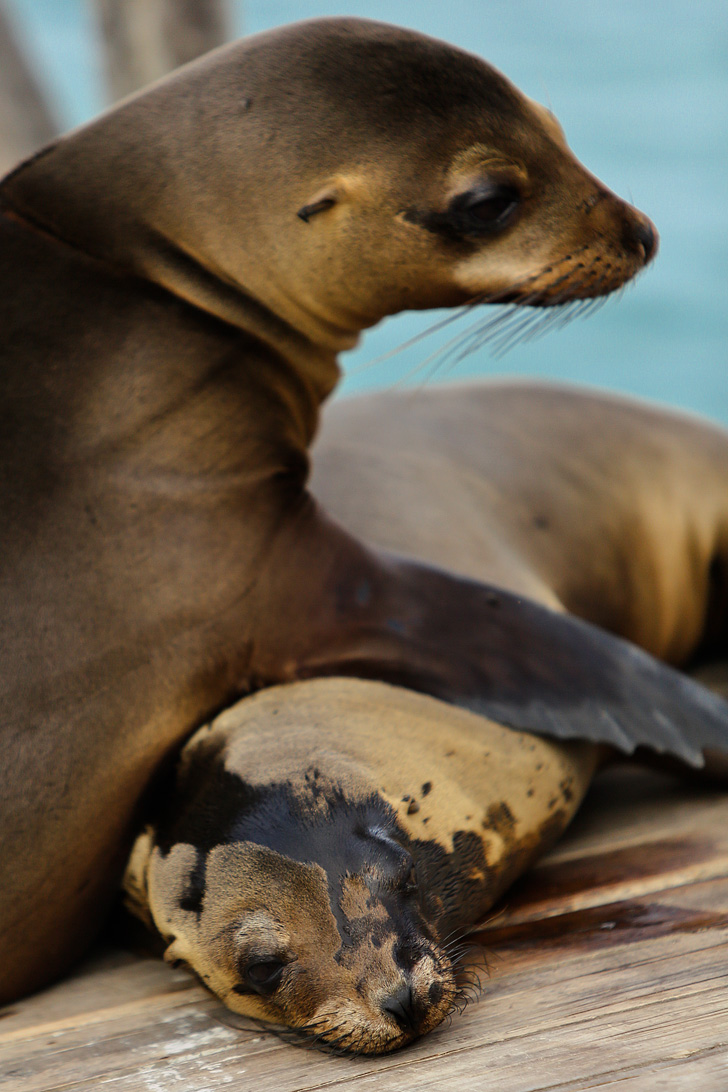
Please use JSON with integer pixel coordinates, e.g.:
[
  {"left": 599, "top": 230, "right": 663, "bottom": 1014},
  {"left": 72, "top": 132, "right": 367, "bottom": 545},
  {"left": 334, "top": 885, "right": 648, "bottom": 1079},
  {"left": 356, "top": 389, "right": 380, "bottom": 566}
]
[
  {"left": 122, "top": 827, "right": 156, "bottom": 929},
  {"left": 297, "top": 184, "right": 341, "bottom": 223}
]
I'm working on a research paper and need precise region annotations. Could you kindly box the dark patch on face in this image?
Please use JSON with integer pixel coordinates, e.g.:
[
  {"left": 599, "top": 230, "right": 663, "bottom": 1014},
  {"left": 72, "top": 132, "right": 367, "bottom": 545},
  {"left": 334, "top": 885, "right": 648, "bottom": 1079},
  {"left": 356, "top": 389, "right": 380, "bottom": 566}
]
[
  {"left": 342, "top": 901, "right": 417, "bottom": 953},
  {"left": 151, "top": 737, "right": 430, "bottom": 952},
  {"left": 421, "top": 782, "right": 432, "bottom": 797},
  {"left": 179, "top": 854, "right": 207, "bottom": 916},
  {"left": 392, "top": 936, "right": 429, "bottom": 975},
  {"left": 407, "top": 828, "right": 496, "bottom": 938}
]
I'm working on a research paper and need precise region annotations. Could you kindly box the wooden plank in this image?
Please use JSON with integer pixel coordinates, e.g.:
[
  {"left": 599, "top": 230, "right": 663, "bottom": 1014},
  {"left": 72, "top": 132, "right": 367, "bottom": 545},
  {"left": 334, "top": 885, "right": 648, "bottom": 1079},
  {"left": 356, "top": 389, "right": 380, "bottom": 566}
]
[{"left": 3, "top": 920, "right": 726, "bottom": 1092}]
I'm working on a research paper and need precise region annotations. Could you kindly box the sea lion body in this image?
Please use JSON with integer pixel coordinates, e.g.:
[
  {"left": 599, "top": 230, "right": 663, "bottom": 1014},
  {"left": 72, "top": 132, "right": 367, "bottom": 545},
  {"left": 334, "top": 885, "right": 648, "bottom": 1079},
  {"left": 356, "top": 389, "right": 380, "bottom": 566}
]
[
  {"left": 313, "top": 380, "right": 728, "bottom": 665},
  {"left": 1, "top": 17, "right": 723, "bottom": 1009},
  {"left": 125, "top": 381, "right": 728, "bottom": 1050},
  {"left": 125, "top": 679, "right": 596, "bottom": 1053}
]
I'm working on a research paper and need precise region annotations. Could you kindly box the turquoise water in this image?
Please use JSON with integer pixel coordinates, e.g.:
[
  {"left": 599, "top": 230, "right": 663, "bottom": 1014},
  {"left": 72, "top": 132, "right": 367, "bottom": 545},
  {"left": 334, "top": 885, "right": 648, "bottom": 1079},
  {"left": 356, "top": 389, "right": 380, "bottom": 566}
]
[{"left": 7, "top": 0, "right": 727, "bottom": 421}]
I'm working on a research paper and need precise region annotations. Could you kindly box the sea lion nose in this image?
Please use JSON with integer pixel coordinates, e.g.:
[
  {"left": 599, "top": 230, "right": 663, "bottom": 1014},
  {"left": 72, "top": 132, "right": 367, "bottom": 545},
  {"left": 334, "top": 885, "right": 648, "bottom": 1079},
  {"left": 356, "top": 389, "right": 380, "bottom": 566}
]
[{"left": 382, "top": 984, "right": 417, "bottom": 1031}]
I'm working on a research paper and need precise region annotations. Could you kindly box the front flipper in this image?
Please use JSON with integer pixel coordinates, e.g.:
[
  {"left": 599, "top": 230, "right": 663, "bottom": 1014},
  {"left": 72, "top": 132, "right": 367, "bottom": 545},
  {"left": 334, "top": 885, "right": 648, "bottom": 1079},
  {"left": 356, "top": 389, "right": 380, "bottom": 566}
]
[{"left": 253, "top": 507, "right": 728, "bottom": 768}]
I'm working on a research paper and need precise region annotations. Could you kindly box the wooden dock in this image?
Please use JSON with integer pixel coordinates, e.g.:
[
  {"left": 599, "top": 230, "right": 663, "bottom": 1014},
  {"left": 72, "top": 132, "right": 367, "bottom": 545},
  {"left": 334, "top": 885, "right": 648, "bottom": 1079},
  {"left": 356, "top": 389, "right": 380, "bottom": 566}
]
[{"left": 3, "top": 765, "right": 728, "bottom": 1092}]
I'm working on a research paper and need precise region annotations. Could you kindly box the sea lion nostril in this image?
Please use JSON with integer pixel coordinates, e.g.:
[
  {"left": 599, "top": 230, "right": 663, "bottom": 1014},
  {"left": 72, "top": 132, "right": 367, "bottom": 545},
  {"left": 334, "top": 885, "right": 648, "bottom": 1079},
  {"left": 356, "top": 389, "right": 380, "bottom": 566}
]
[
  {"left": 382, "top": 984, "right": 417, "bottom": 1031},
  {"left": 634, "top": 219, "right": 658, "bottom": 263}
]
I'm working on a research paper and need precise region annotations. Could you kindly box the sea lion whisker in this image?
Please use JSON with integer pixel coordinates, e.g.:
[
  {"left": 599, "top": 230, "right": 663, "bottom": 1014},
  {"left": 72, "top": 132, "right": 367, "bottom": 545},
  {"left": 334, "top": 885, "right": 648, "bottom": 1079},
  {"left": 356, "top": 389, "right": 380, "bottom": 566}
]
[
  {"left": 439, "top": 925, "right": 467, "bottom": 946},
  {"left": 442, "top": 941, "right": 475, "bottom": 960},
  {"left": 454, "top": 973, "right": 488, "bottom": 1005},
  {"left": 441, "top": 936, "right": 467, "bottom": 953},
  {"left": 278, "top": 1019, "right": 355, "bottom": 1056},
  {"left": 486, "top": 307, "right": 562, "bottom": 359},
  {"left": 485, "top": 263, "right": 603, "bottom": 356},
  {"left": 319, "top": 1029, "right": 361, "bottom": 1057},
  {"left": 449, "top": 950, "right": 481, "bottom": 968},
  {"left": 388, "top": 243, "right": 605, "bottom": 387},
  {"left": 441, "top": 258, "right": 596, "bottom": 366},
  {"left": 455, "top": 964, "right": 488, "bottom": 986},
  {"left": 392, "top": 290, "right": 531, "bottom": 388},
  {"left": 403, "top": 293, "right": 540, "bottom": 387},
  {"left": 489, "top": 300, "right": 583, "bottom": 358},
  {"left": 457, "top": 965, "right": 489, "bottom": 988},
  {"left": 445, "top": 295, "right": 548, "bottom": 367},
  {"left": 347, "top": 299, "right": 480, "bottom": 376},
  {"left": 391, "top": 252, "right": 588, "bottom": 387}
]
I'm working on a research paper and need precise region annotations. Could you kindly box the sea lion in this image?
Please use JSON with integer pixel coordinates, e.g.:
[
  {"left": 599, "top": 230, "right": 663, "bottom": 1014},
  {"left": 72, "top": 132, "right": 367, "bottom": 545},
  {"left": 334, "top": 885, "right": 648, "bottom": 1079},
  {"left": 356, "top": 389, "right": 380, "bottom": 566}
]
[
  {"left": 123, "top": 380, "right": 728, "bottom": 1053},
  {"left": 0, "top": 16, "right": 716, "bottom": 1007},
  {"left": 125, "top": 678, "right": 597, "bottom": 1054}
]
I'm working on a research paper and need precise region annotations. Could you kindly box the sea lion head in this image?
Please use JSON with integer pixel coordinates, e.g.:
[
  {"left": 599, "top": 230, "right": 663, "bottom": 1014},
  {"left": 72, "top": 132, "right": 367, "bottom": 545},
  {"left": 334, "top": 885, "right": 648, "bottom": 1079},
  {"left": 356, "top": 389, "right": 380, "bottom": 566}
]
[
  {"left": 2, "top": 18, "right": 657, "bottom": 353},
  {"left": 125, "top": 726, "right": 456, "bottom": 1054}
]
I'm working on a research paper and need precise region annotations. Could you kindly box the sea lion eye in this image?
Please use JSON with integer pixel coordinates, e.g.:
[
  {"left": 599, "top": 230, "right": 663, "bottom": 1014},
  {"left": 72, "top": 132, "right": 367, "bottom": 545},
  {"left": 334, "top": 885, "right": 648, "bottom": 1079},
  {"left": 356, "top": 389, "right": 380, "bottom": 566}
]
[
  {"left": 245, "top": 959, "right": 286, "bottom": 995},
  {"left": 449, "top": 182, "right": 520, "bottom": 235}
]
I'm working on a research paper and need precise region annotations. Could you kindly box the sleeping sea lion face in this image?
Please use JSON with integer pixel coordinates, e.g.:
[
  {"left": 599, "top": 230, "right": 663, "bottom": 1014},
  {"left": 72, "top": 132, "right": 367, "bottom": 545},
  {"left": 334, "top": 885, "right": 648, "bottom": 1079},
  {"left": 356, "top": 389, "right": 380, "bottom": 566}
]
[
  {"left": 125, "top": 738, "right": 456, "bottom": 1054},
  {"left": 3, "top": 19, "right": 657, "bottom": 353}
]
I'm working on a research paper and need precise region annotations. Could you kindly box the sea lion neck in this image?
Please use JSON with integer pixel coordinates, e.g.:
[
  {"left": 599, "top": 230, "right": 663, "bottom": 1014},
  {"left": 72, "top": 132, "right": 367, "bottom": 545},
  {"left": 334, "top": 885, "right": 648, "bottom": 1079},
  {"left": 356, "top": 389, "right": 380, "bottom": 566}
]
[
  {"left": 0, "top": 209, "right": 338, "bottom": 531},
  {"left": 0, "top": 161, "right": 344, "bottom": 406}
]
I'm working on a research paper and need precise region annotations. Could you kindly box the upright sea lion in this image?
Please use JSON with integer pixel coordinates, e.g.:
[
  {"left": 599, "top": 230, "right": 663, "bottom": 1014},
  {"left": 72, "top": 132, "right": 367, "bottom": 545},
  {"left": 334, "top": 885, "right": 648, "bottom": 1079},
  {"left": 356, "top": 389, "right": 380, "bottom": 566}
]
[
  {"left": 124, "top": 380, "right": 728, "bottom": 1053},
  {"left": 0, "top": 17, "right": 718, "bottom": 1006}
]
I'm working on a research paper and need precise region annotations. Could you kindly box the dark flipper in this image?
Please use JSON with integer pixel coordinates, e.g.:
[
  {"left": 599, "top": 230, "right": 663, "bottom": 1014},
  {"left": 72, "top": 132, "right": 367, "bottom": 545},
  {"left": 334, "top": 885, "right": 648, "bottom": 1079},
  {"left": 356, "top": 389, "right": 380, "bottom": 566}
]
[{"left": 256, "top": 511, "right": 728, "bottom": 768}]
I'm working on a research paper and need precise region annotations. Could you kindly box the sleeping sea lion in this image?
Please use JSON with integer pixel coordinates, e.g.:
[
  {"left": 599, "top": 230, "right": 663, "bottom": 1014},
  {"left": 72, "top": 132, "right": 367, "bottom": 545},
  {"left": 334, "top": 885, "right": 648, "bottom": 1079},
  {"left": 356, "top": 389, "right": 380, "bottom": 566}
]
[
  {"left": 0, "top": 16, "right": 718, "bottom": 1006},
  {"left": 123, "top": 380, "right": 728, "bottom": 1053},
  {"left": 125, "top": 678, "right": 597, "bottom": 1054}
]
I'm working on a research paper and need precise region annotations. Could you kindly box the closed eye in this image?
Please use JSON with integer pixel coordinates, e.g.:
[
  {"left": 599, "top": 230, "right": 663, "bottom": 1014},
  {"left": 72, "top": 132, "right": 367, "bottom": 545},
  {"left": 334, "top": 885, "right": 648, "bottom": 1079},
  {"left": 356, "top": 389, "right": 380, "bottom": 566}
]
[{"left": 234, "top": 956, "right": 291, "bottom": 996}]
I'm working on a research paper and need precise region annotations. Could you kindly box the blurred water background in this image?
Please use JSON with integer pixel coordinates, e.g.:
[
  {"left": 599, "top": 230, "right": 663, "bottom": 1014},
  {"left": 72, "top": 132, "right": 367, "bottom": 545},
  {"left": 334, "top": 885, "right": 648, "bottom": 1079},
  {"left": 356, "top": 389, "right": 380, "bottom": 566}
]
[{"left": 4, "top": 0, "right": 727, "bottom": 420}]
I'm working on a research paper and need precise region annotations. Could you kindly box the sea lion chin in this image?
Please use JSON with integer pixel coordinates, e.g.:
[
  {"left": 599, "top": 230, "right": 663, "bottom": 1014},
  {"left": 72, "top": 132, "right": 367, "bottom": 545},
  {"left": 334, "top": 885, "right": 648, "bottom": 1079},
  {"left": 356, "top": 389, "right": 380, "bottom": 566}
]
[{"left": 124, "top": 679, "right": 596, "bottom": 1054}]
